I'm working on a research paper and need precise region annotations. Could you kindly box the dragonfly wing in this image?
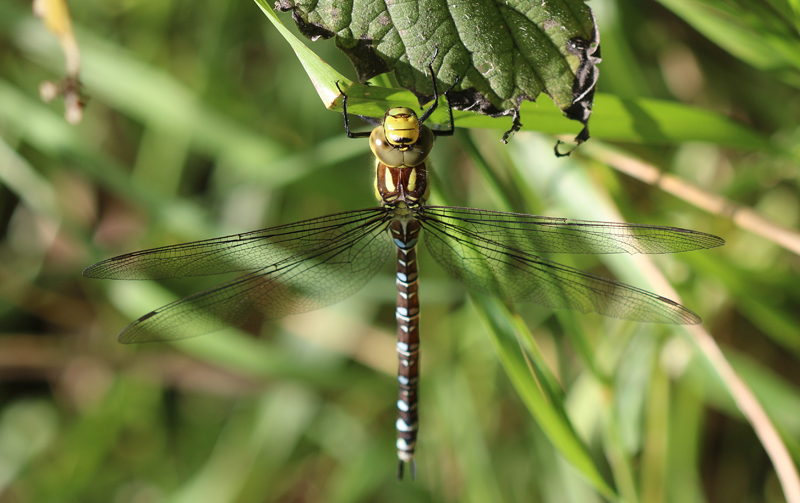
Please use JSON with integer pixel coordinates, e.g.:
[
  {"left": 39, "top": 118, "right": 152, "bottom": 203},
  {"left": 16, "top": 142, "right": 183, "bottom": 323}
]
[
  {"left": 109, "top": 210, "right": 393, "bottom": 343},
  {"left": 421, "top": 206, "right": 724, "bottom": 255},
  {"left": 84, "top": 209, "right": 388, "bottom": 280},
  {"left": 420, "top": 213, "right": 701, "bottom": 325}
]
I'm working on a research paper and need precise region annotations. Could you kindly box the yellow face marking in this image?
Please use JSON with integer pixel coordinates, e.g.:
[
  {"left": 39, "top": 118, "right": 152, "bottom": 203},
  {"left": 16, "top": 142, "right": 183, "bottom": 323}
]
[
  {"left": 384, "top": 107, "right": 420, "bottom": 146},
  {"left": 384, "top": 168, "right": 396, "bottom": 193},
  {"left": 407, "top": 168, "right": 417, "bottom": 193}
]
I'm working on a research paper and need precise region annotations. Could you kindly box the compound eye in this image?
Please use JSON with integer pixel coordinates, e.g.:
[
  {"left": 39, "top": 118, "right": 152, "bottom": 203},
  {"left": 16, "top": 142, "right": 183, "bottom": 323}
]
[
  {"left": 370, "top": 127, "right": 405, "bottom": 167},
  {"left": 400, "top": 126, "right": 434, "bottom": 167}
]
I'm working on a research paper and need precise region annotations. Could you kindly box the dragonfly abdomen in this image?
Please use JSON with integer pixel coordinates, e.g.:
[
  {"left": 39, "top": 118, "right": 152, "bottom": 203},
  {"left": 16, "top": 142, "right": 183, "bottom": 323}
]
[{"left": 390, "top": 219, "right": 422, "bottom": 480}]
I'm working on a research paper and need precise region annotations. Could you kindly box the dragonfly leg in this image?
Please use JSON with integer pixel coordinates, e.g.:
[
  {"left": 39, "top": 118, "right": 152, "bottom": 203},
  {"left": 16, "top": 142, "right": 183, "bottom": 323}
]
[
  {"left": 419, "top": 48, "right": 459, "bottom": 136},
  {"left": 336, "top": 80, "right": 371, "bottom": 139},
  {"left": 432, "top": 75, "right": 459, "bottom": 137}
]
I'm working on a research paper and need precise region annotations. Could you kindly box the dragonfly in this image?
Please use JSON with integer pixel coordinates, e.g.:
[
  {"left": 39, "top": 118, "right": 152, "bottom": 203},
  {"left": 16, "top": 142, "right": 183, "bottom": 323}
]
[{"left": 84, "top": 62, "right": 725, "bottom": 480}]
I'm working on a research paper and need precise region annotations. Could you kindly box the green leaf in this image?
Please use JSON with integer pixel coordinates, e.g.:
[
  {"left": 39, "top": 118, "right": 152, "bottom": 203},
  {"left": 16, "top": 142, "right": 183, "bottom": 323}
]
[
  {"left": 471, "top": 294, "right": 618, "bottom": 500},
  {"left": 656, "top": 0, "right": 800, "bottom": 87},
  {"left": 273, "top": 0, "right": 600, "bottom": 134},
  {"left": 256, "top": 0, "right": 767, "bottom": 149},
  {"left": 586, "top": 93, "right": 769, "bottom": 149},
  {"left": 254, "top": 0, "right": 347, "bottom": 108}
]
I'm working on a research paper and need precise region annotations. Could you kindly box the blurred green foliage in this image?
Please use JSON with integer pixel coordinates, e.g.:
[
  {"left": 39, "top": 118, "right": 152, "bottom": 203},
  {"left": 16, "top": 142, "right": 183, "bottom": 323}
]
[{"left": 0, "top": 0, "right": 799, "bottom": 502}]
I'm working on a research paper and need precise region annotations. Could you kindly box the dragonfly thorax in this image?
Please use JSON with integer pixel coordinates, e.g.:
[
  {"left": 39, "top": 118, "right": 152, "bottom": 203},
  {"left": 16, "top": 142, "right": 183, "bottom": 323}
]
[
  {"left": 370, "top": 109, "right": 434, "bottom": 168},
  {"left": 376, "top": 162, "right": 430, "bottom": 211}
]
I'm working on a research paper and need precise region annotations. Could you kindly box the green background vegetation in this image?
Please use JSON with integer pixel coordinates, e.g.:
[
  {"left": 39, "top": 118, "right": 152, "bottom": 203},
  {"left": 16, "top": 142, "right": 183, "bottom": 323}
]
[{"left": 1, "top": 0, "right": 799, "bottom": 502}]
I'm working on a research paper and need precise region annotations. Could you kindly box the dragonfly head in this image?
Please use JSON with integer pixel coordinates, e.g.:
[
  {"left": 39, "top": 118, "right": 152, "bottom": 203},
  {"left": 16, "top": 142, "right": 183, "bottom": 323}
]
[{"left": 370, "top": 108, "right": 434, "bottom": 168}]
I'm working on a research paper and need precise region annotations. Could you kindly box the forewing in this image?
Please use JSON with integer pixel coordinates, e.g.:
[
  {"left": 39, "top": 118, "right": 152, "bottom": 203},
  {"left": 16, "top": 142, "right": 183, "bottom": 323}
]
[
  {"left": 102, "top": 209, "right": 393, "bottom": 342},
  {"left": 420, "top": 206, "right": 724, "bottom": 255},
  {"left": 420, "top": 211, "right": 702, "bottom": 325},
  {"left": 84, "top": 209, "right": 388, "bottom": 280}
]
